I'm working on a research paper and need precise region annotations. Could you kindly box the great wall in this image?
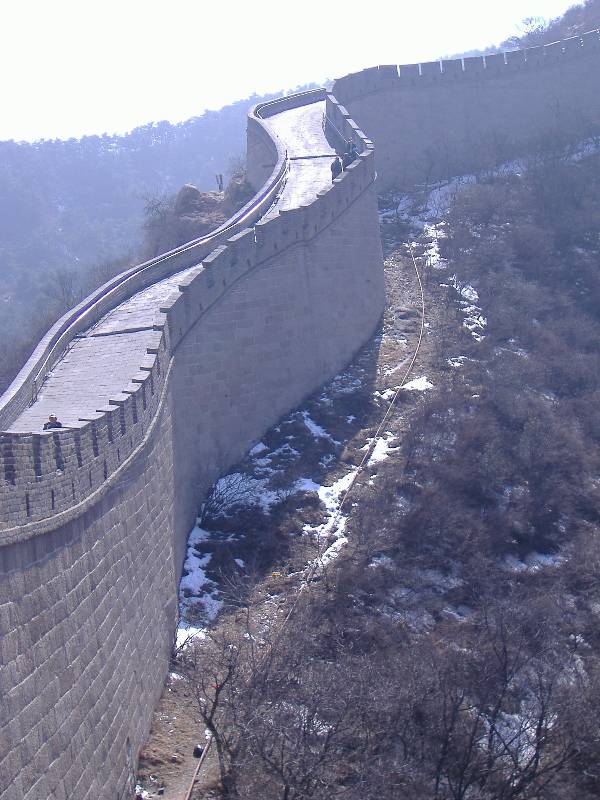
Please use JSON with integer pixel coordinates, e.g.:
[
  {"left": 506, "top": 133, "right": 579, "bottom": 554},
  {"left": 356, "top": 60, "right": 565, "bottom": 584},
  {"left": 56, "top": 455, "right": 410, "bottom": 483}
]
[{"left": 1, "top": 30, "right": 599, "bottom": 800}]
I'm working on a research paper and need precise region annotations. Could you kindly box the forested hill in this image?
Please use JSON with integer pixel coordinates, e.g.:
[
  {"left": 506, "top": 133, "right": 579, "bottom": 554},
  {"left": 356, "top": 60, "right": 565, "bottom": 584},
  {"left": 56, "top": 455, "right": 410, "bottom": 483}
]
[
  {"left": 449, "top": 0, "right": 599, "bottom": 57},
  {"left": 0, "top": 90, "right": 277, "bottom": 289}
]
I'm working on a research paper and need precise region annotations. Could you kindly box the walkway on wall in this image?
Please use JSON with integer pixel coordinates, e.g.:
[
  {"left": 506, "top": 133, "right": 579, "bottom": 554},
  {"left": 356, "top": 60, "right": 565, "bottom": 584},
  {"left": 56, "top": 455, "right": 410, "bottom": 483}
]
[
  {"left": 7, "top": 100, "right": 336, "bottom": 433},
  {"left": 261, "top": 102, "right": 335, "bottom": 218}
]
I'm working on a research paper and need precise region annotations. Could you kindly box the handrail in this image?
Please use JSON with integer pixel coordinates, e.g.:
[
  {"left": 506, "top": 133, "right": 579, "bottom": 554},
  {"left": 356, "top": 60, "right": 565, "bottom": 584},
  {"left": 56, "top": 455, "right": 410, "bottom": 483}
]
[{"left": 254, "top": 88, "right": 326, "bottom": 119}]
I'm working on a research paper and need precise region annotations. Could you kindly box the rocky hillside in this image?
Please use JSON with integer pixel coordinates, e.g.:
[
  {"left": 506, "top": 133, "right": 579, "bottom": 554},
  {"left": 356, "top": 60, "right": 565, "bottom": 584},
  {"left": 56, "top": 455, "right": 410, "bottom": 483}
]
[
  {"left": 142, "top": 174, "right": 255, "bottom": 259},
  {"left": 136, "top": 138, "right": 600, "bottom": 800}
]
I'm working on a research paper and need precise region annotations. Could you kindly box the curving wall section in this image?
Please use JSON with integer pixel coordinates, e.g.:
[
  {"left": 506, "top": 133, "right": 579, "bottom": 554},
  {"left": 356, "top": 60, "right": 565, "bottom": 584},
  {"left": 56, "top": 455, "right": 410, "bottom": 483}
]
[
  {"left": 0, "top": 91, "right": 385, "bottom": 799},
  {"left": 332, "top": 29, "right": 600, "bottom": 189},
  {"left": 5, "top": 29, "right": 597, "bottom": 796}
]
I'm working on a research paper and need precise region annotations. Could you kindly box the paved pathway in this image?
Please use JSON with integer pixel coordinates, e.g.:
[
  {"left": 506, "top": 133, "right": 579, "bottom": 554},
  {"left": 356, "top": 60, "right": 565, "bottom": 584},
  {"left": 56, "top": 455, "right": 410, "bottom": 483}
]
[{"left": 8, "top": 100, "right": 335, "bottom": 433}]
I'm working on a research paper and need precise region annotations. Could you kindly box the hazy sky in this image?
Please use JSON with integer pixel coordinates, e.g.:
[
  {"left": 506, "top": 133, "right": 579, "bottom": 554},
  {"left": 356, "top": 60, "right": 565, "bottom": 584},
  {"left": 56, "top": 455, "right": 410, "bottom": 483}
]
[{"left": 1, "top": 0, "right": 580, "bottom": 141}]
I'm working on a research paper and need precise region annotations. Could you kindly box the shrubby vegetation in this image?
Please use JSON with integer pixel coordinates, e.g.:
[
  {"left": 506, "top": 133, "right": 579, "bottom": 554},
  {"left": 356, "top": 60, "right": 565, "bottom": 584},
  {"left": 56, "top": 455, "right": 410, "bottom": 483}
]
[{"left": 176, "top": 138, "right": 600, "bottom": 800}]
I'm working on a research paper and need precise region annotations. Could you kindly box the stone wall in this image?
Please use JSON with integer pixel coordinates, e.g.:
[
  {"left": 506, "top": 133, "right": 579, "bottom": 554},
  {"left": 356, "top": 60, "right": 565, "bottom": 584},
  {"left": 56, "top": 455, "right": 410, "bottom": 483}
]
[
  {"left": 0, "top": 396, "right": 177, "bottom": 800},
  {"left": 0, "top": 91, "right": 385, "bottom": 800},
  {"left": 332, "top": 29, "right": 600, "bottom": 189}
]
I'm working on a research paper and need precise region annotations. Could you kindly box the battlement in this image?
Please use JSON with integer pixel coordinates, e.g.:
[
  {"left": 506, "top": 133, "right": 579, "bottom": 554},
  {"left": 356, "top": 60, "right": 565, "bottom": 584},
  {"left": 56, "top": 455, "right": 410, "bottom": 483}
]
[
  {"left": 0, "top": 91, "right": 376, "bottom": 539},
  {"left": 332, "top": 28, "right": 600, "bottom": 105}
]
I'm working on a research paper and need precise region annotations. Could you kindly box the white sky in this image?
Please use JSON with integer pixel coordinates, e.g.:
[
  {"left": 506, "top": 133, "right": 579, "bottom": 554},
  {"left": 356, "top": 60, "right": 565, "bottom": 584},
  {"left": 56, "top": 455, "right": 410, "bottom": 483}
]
[{"left": 0, "top": 0, "right": 580, "bottom": 141}]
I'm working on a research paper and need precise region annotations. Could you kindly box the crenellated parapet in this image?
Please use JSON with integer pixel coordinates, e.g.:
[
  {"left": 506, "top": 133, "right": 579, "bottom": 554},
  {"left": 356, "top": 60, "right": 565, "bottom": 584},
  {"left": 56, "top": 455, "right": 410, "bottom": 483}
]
[
  {"left": 0, "top": 333, "right": 167, "bottom": 539},
  {"left": 333, "top": 29, "right": 600, "bottom": 104},
  {"left": 332, "top": 29, "right": 600, "bottom": 189}
]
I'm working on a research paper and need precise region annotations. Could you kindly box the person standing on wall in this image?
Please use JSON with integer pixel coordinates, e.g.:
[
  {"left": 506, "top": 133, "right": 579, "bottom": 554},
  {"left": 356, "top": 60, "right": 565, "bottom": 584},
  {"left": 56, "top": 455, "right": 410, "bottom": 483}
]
[
  {"left": 331, "top": 156, "right": 342, "bottom": 181},
  {"left": 342, "top": 145, "right": 353, "bottom": 170},
  {"left": 43, "top": 414, "right": 63, "bottom": 430}
]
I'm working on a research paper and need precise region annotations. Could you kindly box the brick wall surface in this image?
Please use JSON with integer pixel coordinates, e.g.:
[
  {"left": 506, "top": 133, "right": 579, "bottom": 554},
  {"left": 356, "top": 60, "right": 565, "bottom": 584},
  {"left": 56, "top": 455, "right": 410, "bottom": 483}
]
[{"left": 0, "top": 400, "right": 177, "bottom": 800}]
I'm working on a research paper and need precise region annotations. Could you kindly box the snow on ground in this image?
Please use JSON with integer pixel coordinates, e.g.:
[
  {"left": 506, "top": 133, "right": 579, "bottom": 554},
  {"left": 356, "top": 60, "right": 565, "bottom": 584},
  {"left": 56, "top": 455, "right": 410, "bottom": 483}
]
[
  {"left": 210, "top": 472, "right": 284, "bottom": 514},
  {"left": 382, "top": 139, "right": 600, "bottom": 241},
  {"left": 249, "top": 441, "right": 268, "bottom": 456},
  {"left": 296, "top": 470, "right": 360, "bottom": 573},
  {"left": 441, "top": 605, "right": 474, "bottom": 621},
  {"left": 422, "top": 223, "right": 448, "bottom": 269},
  {"left": 368, "top": 434, "right": 400, "bottom": 466},
  {"left": 448, "top": 277, "right": 487, "bottom": 340},
  {"left": 305, "top": 470, "right": 358, "bottom": 518},
  {"left": 300, "top": 410, "right": 339, "bottom": 444},
  {"left": 369, "top": 437, "right": 392, "bottom": 465},
  {"left": 369, "top": 554, "right": 395, "bottom": 569},
  {"left": 327, "top": 371, "right": 364, "bottom": 396},
  {"left": 462, "top": 309, "right": 487, "bottom": 340},
  {"left": 317, "top": 534, "right": 349, "bottom": 569},
  {"left": 402, "top": 376, "right": 433, "bottom": 391},
  {"left": 448, "top": 356, "right": 469, "bottom": 368},
  {"left": 177, "top": 524, "right": 223, "bottom": 647},
  {"left": 459, "top": 284, "right": 479, "bottom": 304},
  {"left": 504, "top": 551, "right": 566, "bottom": 573}
]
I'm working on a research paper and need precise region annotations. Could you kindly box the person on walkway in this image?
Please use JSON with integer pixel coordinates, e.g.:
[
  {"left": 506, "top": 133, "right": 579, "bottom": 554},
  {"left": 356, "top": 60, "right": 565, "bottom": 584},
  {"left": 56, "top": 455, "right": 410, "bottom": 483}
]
[
  {"left": 43, "top": 414, "right": 63, "bottom": 430},
  {"left": 342, "top": 148, "right": 353, "bottom": 170},
  {"left": 331, "top": 156, "right": 342, "bottom": 181},
  {"left": 348, "top": 141, "right": 359, "bottom": 162}
]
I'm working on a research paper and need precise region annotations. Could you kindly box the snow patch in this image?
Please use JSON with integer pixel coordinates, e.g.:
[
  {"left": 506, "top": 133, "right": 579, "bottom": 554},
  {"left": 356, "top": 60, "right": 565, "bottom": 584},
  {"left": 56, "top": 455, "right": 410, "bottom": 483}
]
[
  {"left": 177, "top": 525, "right": 222, "bottom": 646},
  {"left": 370, "top": 554, "right": 395, "bottom": 569},
  {"left": 504, "top": 551, "right": 566, "bottom": 573},
  {"left": 403, "top": 376, "right": 433, "bottom": 392},
  {"left": 249, "top": 441, "right": 268, "bottom": 456},
  {"left": 368, "top": 434, "right": 399, "bottom": 466},
  {"left": 448, "top": 356, "right": 468, "bottom": 368},
  {"left": 300, "top": 411, "right": 338, "bottom": 444},
  {"left": 459, "top": 284, "right": 479, "bottom": 303}
]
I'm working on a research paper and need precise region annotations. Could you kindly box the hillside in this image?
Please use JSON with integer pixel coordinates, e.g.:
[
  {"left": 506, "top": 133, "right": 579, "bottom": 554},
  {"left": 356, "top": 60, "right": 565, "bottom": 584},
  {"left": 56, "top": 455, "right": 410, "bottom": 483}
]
[
  {"left": 501, "top": 0, "right": 600, "bottom": 46},
  {"left": 135, "top": 141, "right": 600, "bottom": 800},
  {"left": 133, "top": 13, "right": 600, "bottom": 799},
  {"left": 448, "top": 0, "right": 599, "bottom": 57}
]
